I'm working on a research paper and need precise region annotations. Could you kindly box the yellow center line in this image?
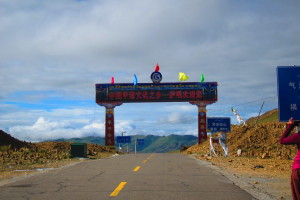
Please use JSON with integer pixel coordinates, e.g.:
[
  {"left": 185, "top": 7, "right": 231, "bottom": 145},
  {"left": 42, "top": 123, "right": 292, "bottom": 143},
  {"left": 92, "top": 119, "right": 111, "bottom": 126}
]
[
  {"left": 110, "top": 182, "right": 127, "bottom": 197},
  {"left": 142, "top": 160, "right": 148, "bottom": 164},
  {"left": 133, "top": 166, "right": 141, "bottom": 172}
]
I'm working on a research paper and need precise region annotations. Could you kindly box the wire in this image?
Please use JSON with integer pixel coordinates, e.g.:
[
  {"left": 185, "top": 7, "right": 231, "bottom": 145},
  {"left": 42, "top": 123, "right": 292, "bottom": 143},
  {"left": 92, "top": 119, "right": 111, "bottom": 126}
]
[
  {"left": 124, "top": 96, "right": 278, "bottom": 132},
  {"left": 232, "top": 96, "right": 277, "bottom": 108}
]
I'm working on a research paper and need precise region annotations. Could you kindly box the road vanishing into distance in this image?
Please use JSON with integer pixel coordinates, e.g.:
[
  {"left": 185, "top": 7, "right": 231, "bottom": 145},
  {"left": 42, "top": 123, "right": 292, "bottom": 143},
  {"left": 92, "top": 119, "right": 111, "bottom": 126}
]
[{"left": 0, "top": 153, "right": 255, "bottom": 200}]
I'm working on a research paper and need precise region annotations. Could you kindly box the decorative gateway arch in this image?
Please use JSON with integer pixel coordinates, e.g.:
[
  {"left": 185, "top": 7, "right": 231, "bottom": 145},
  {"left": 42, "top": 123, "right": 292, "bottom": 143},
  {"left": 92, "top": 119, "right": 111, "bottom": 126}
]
[{"left": 96, "top": 73, "right": 218, "bottom": 147}]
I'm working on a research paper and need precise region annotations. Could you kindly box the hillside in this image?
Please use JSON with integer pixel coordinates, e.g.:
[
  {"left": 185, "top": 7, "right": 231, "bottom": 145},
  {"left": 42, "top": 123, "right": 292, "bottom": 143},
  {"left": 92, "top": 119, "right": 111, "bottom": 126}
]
[
  {"left": 246, "top": 108, "right": 279, "bottom": 124},
  {"left": 185, "top": 108, "right": 294, "bottom": 159},
  {"left": 0, "top": 129, "right": 113, "bottom": 172},
  {"left": 134, "top": 135, "right": 197, "bottom": 153},
  {"left": 0, "top": 130, "right": 33, "bottom": 150},
  {"left": 185, "top": 123, "right": 294, "bottom": 158},
  {"left": 0, "top": 128, "right": 197, "bottom": 154},
  {"left": 54, "top": 136, "right": 106, "bottom": 145}
]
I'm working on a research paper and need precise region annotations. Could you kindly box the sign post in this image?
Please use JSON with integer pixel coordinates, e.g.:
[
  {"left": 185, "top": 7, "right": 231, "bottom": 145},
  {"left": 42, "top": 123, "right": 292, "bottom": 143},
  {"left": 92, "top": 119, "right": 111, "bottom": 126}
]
[
  {"left": 207, "top": 117, "right": 230, "bottom": 157},
  {"left": 135, "top": 139, "right": 145, "bottom": 154},
  {"left": 277, "top": 66, "right": 300, "bottom": 122},
  {"left": 116, "top": 136, "right": 131, "bottom": 153},
  {"left": 207, "top": 117, "right": 231, "bottom": 133},
  {"left": 137, "top": 139, "right": 144, "bottom": 145},
  {"left": 116, "top": 136, "right": 131, "bottom": 144}
]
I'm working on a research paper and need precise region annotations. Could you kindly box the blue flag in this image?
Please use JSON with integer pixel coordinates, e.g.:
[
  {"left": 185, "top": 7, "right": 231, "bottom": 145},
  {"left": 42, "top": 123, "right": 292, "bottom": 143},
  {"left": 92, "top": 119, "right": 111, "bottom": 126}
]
[{"left": 133, "top": 74, "right": 138, "bottom": 85}]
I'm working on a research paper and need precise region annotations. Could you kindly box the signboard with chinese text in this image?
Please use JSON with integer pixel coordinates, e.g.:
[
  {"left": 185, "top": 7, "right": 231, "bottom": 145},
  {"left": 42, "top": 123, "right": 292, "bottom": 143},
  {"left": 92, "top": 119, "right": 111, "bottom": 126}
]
[
  {"left": 116, "top": 136, "right": 131, "bottom": 144},
  {"left": 207, "top": 117, "right": 231, "bottom": 133},
  {"left": 277, "top": 66, "right": 300, "bottom": 122},
  {"left": 96, "top": 82, "right": 218, "bottom": 103},
  {"left": 136, "top": 139, "right": 144, "bottom": 145}
]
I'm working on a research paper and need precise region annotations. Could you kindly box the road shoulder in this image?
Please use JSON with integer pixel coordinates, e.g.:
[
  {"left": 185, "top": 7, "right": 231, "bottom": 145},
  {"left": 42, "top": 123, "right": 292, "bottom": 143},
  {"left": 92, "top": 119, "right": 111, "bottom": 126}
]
[{"left": 189, "top": 155, "right": 291, "bottom": 200}]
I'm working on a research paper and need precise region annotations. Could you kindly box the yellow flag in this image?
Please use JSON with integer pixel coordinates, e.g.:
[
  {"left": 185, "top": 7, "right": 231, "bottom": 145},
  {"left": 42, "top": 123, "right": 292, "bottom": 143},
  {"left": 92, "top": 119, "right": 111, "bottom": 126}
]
[{"left": 179, "top": 72, "right": 189, "bottom": 81}]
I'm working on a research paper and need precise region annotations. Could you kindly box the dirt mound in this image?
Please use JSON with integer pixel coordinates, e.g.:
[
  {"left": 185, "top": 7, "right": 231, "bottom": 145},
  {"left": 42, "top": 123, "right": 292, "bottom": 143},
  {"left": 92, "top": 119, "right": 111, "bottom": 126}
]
[
  {"left": 186, "top": 109, "right": 294, "bottom": 159},
  {"left": 0, "top": 130, "right": 33, "bottom": 150},
  {"left": 0, "top": 130, "right": 114, "bottom": 171},
  {"left": 34, "top": 142, "right": 111, "bottom": 156},
  {"left": 185, "top": 122, "right": 297, "bottom": 159},
  {"left": 35, "top": 141, "right": 71, "bottom": 153}
]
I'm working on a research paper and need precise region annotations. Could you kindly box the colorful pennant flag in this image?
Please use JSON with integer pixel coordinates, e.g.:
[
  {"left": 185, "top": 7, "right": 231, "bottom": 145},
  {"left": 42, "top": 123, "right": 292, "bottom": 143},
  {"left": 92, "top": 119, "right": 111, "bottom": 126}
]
[
  {"left": 111, "top": 77, "right": 115, "bottom": 84},
  {"left": 133, "top": 74, "right": 138, "bottom": 85},
  {"left": 231, "top": 107, "right": 246, "bottom": 125},
  {"left": 155, "top": 63, "right": 160, "bottom": 72},
  {"left": 179, "top": 72, "right": 189, "bottom": 81},
  {"left": 200, "top": 74, "right": 205, "bottom": 82}
]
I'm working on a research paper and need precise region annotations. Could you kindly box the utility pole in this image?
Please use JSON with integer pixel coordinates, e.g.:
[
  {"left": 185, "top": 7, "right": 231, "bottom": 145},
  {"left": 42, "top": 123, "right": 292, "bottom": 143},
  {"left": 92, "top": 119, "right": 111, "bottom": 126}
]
[
  {"left": 120, "top": 131, "right": 126, "bottom": 153},
  {"left": 255, "top": 101, "right": 265, "bottom": 125}
]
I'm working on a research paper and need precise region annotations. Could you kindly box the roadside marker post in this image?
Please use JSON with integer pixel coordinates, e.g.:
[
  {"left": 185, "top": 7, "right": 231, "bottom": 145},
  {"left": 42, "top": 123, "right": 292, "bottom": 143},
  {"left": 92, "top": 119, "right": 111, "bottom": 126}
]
[
  {"left": 116, "top": 136, "right": 131, "bottom": 153},
  {"left": 134, "top": 139, "right": 145, "bottom": 154}
]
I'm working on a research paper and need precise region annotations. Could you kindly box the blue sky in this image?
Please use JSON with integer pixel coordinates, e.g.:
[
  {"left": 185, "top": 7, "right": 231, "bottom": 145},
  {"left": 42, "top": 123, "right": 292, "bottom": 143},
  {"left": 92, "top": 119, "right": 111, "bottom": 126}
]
[{"left": 0, "top": 0, "right": 299, "bottom": 142}]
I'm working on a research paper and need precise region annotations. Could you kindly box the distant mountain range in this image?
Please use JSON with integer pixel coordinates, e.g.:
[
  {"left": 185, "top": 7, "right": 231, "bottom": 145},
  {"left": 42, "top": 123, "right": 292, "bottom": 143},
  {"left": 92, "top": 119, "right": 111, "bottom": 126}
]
[
  {"left": 54, "top": 134, "right": 198, "bottom": 153},
  {"left": 52, "top": 109, "right": 280, "bottom": 153},
  {"left": 1, "top": 108, "right": 280, "bottom": 153}
]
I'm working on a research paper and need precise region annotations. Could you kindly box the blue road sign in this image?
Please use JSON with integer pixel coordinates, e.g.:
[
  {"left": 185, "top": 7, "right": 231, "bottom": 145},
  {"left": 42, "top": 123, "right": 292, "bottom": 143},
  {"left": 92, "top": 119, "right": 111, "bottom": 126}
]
[
  {"left": 116, "top": 136, "right": 131, "bottom": 144},
  {"left": 207, "top": 117, "right": 231, "bottom": 133},
  {"left": 277, "top": 66, "right": 300, "bottom": 122},
  {"left": 137, "top": 139, "right": 144, "bottom": 145}
]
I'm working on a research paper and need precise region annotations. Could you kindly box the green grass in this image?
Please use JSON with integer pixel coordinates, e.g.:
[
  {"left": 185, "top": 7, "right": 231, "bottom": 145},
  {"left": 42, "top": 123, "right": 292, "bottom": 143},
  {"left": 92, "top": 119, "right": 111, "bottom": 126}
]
[
  {"left": 246, "top": 108, "right": 278, "bottom": 124},
  {"left": 0, "top": 145, "right": 10, "bottom": 151},
  {"left": 257, "top": 112, "right": 278, "bottom": 124}
]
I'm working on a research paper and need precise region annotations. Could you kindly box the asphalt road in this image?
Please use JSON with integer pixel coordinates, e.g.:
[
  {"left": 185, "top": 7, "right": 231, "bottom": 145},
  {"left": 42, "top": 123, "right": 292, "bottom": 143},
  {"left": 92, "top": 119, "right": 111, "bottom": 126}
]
[{"left": 0, "top": 153, "right": 255, "bottom": 200}]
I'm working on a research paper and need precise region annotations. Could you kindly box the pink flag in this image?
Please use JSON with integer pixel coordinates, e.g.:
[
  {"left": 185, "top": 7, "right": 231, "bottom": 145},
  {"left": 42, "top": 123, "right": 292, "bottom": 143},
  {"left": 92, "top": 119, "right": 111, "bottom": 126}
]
[{"left": 111, "top": 77, "right": 115, "bottom": 84}]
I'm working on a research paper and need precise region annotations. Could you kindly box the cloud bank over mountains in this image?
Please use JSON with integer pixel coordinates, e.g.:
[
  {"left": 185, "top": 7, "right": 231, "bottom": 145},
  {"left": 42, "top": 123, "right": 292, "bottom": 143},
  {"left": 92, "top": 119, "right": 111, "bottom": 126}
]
[{"left": 1, "top": 0, "right": 299, "bottom": 141}]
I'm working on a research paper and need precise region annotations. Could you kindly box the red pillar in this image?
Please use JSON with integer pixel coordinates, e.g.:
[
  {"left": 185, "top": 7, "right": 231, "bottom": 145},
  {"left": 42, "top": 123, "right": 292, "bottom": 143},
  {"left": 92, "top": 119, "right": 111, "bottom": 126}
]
[
  {"left": 98, "top": 102, "right": 122, "bottom": 147},
  {"left": 190, "top": 101, "right": 214, "bottom": 144},
  {"left": 197, "top": 103, "right": 207, "bottom": 144},
  {"left": 105, "top": 107, "right": 115, "bottom": 147}
]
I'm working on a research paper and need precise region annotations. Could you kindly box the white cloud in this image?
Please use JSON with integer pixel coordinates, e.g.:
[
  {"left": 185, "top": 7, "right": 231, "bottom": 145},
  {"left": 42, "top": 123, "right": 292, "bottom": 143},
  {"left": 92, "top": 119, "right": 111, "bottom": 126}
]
[
  {"left": 159, "top": 112, "right": 196, "bottom": 125},
  {"left": 163, "top": 104, "right": 196, "bottom": 112},
  {"left": 82, "top": 122, "right": 104, "bottom": 131},
  {"left": 6, "top": 113, "right": 146, "bottom": 142},
  {"left": 115, "top": 120, "right": 136, "bottom": 136},
  {"left": 8, "top": 117, "right": 105, "bottom": 142}
]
